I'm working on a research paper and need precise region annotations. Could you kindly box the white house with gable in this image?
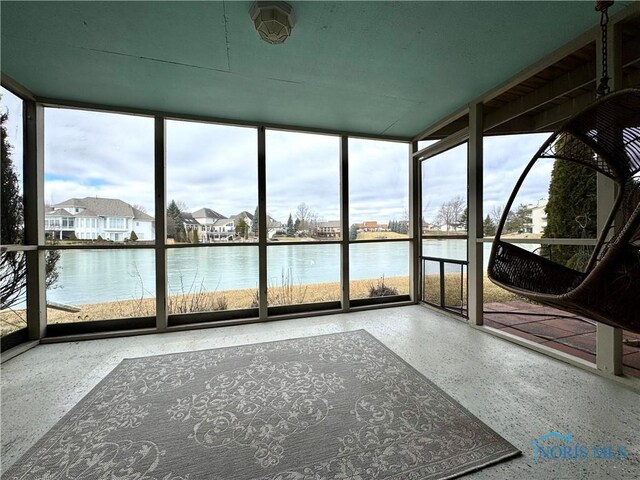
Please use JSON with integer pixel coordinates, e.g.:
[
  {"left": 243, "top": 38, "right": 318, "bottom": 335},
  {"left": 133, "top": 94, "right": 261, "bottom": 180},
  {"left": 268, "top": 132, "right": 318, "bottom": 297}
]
[{"left": 45, "top": 197, "right": 155, "bottom": 241}]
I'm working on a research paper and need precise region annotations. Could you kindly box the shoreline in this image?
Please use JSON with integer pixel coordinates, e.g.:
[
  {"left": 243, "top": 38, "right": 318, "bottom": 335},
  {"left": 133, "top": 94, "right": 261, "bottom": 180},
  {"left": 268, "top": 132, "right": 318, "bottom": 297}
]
[
  {"left": 1, "top": 276, "right": 411, "bottom": 335},
  {"left": 1, "top": 274, "right": 518, "bottom": 336}
]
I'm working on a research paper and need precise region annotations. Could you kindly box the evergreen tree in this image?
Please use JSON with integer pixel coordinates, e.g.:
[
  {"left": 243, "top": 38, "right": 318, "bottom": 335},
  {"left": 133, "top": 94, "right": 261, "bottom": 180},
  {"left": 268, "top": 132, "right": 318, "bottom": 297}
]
[
  {"left": 504, "top": 203, "right": 531, "bottom": 234},
  {"left": 166, "top": 200, "right": 185, "bottom": 241},
  {"left": 458, "top": 208, "right": 468, "bottom": 232},
  {"left": 235, "top": 217, "right": 249, "bottom": 239},
  {"left": 251, "top": 206, "right": 259, "bottom": 236},
  {"left": 286, "top": 213, "right": 295, "bottom": 236},
  {"left": 542, "top": 137, "right": 597, "bottom": 267},
  {"left": 483, "top": 215, "right": 496, "bottom": 237},
  {"left": 129, "top": 230, "right": 138, "bottom": 241},
  {"left": 294, "top": 218, "right": 301, "bottom": 232},
  {"left": 1, "top": 109, "right": 59, "bottom": 309},
  {"left": 349, "top": 224, "right": 358, "bottom": 240}
]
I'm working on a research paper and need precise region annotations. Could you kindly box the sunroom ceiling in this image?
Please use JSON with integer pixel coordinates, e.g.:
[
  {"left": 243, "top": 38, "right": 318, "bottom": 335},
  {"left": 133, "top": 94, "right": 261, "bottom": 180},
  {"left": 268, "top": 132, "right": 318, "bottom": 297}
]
[{"left": 0, "top": 1, "right": 630, "bottom": 139}]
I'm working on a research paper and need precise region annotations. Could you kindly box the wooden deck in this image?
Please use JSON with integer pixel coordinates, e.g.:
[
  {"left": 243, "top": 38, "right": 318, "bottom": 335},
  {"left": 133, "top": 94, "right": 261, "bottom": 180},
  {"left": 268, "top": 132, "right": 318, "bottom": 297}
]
[{"left": 484, "top": 300, "right": 640, "bottom": 379}]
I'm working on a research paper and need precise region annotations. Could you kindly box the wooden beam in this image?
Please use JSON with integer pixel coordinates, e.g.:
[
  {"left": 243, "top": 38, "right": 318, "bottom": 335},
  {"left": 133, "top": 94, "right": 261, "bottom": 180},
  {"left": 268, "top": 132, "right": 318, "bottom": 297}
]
[
  {"left": 485, "top": 115, "right": 536, "bottom": 135},
  {"left": 625, "top": 69, "right": 640, "bottom": 87},
  {"left": 414, "top": 2, "right": 640, "bottom": 141},
  {"left": 413, "top": 108, "right": 468, "bottom": 142},
  {"left": 485, "top": 61, "right": 596, "bottom": 130},
  {"left": 413, "top": 128, "right": 469, "bottom": 160},
  {"left": 532, "top": 91, "right": 595, "bottom": 131},
  {"left": 622, "top": 35, "right": 640, "bottom": 68}
]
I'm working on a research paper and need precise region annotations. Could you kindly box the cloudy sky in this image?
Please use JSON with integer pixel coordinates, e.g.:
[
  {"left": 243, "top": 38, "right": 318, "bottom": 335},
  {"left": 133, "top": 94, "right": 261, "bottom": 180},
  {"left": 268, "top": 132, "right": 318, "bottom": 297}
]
[{"left": 2, "top": 87, "right": 551, "bottom": 225}]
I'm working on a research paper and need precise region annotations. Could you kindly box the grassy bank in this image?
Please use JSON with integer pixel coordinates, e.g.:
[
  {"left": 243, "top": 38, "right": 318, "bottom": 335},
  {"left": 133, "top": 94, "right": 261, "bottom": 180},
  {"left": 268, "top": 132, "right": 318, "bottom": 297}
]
[
  {"left": 1, "top": 274, "right": 519, "bottom": 336},
  {"left": 0, "top": 276, "right": 410, "bottom": 335}
]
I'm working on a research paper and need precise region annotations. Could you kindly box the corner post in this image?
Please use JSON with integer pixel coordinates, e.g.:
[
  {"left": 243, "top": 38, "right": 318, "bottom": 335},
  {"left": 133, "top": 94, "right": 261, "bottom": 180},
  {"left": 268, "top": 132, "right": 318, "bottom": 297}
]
[
  {"left": 340, "top": 136, "right": 350, "bottom": 311},
  {"left": 409, "top": 141, "right": 421, "bottom": 302},
  {"left": 258, "top": 127, "right": 268, "bottom": 320},
  {"left": 24, "top": 101, "right": 46, "bottom": 340},
  {"left": 154, "top": 116, "right": 168, "bottom": 331},
  {"left": 595, "top": 21, "right": 623, "bottom": 375},
  {"left": 468, "top": 102, "right": 484, "bottom": 325}
]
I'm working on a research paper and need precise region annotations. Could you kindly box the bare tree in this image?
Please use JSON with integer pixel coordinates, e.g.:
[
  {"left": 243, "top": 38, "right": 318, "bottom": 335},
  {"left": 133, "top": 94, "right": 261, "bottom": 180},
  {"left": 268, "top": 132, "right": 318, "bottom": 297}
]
[
  {"left": 435, "top": 205, "right": 455, "bottom": 232},
  {"left": 175, "top": 200, "right": 189, "bottom": 213},
  {"left": 490, "top": 205, "right": 504, "bottom": 226},
  {"left": 435, "top": 195, "right": 466, "bottom": 232},
  {"left": 308, "top": 211, "right": 319, "bottom": 235},
  {"left": 132, "top": 203, "right": 147, "bottom": 214},
  {"left": 295, "top": 202, "right": 311, "bottom": 231}
]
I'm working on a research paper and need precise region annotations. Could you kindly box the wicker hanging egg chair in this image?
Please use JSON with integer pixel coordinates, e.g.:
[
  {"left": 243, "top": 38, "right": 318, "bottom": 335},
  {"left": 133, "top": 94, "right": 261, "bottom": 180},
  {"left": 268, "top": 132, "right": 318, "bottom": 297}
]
[{"left": 488, "top": 88, "right": 640, "bottom": 333}]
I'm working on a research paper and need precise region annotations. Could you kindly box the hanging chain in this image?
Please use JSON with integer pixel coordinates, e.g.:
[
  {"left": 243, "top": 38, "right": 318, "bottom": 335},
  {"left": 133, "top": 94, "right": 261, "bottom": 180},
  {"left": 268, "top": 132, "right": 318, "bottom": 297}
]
[{"left": 595, "top": 1, "right": 614, "bottom": 97}]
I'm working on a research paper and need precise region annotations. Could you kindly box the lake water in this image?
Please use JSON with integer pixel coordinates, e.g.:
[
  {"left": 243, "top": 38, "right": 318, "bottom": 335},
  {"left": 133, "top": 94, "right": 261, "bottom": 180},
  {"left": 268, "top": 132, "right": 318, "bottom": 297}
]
[{"left": 46, "top": 240, "right": 538, "bottom": 305}]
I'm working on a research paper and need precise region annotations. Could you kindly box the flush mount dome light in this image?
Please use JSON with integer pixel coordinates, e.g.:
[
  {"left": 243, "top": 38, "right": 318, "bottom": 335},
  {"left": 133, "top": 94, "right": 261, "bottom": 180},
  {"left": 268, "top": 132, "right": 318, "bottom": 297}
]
[{"left": 250, "top": 1, "right": 294, "bottom": 44}]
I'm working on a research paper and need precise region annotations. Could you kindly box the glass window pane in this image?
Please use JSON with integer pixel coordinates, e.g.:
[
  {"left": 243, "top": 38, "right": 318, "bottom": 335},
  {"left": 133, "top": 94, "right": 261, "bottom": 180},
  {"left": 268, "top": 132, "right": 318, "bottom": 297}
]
[
  {"left": 44, "top": 108, "right": 155, "bottom": 244},
  {"left": 46, "top": 249, "right": 155, "bottom": 323},
  {"left": 417, "top": 139, "right": 438, "bottom": 151},
  {"left": 349, "top": 139, "right": 409, "bottom": 240},
  {"left": 349, "top": 242, "right": 409, "bottom": 299},
  {"left": 422, "top": 143, "right": 467, "bottom": 237},
  {"left": 483, "top": 133, "right": 550, "bottom": 238},
  {"left": 168, "top": 246, "right": 258, "bottom": 313},
  {"left": 166, "top": 121, "right": 257, "bottom": 244},
  {"left": 267, "top": 244, "right": 340, "bottom": 306},
  {"left": 1, "top": 88, "right": 27, "bottom": 339},
  {"left": 266, "top": 130, "right": 340, "bottom": 241},
  {"left": 0, "top": 251, "right": 27, "bottom": 337},
  {"left": 1, "top": 87, "right": 24, "bottom": 246}
]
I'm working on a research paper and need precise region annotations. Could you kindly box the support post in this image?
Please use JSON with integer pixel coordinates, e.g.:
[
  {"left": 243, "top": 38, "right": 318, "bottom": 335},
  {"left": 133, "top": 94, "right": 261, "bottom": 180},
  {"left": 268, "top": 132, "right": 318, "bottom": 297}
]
[
  {"left": 258, "top": 127, "right": 268, "bottom": 320},
  {"left": 340, "top": 136, "right": 350, "bottom": 311},
  {"left": 24, "top": 101, "right": 46, "bottom": 340},
  {"left": 468, "top": 102, "right": 484, "bottom": 325},
  {"left": 409, "top": 141, "right": 421, "bottom": 302},
  {"left": 595, "top": 21, "right": 623, "bottom": 375},
  {"left": 154, "top": 117, "right": 168, "bottom": 331}
]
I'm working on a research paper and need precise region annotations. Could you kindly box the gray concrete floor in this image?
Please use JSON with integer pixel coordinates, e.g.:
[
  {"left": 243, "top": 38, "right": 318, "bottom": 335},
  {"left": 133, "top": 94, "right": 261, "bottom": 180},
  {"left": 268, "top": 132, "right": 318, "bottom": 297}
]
[{"left": 1, "top": 306, "right": 639, "bottom": 479}]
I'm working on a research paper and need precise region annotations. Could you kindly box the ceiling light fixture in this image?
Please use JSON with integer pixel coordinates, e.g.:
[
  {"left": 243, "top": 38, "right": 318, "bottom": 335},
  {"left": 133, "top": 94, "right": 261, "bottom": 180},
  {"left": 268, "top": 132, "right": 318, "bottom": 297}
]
[{"left": 250, "top": 1, "right": 294, "bottom": 45}]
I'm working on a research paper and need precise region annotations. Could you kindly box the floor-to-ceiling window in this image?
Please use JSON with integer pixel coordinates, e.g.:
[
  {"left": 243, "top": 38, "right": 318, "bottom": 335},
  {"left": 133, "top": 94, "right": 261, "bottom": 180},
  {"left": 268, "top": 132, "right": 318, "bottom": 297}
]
[
  {"left": 1, "top": 87, "right": 29, "bottom": 348},
  {"left": 420, "top": 142, "right": 468, "bottom": 315},
  {"left": 1, "top": 98, "right": 415, "bottom": 349},
  {"left": 166, "top": 120, "right": 259, "bottom": 324},
  {"left": 349, "top": 138, "right": 410, "bottom": 304},
  {"left": 43, "top": 108, "right": 156, "bottom": 332},
  {"left": 266, "top": 130, "right": 341, "bottom": 311}
]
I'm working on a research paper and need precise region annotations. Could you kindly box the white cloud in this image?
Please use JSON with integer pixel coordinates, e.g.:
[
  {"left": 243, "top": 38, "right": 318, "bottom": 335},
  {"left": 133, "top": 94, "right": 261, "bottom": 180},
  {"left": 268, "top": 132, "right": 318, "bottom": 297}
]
[{"left": 39, "top": 105, "right": 553, "bottom": 225}]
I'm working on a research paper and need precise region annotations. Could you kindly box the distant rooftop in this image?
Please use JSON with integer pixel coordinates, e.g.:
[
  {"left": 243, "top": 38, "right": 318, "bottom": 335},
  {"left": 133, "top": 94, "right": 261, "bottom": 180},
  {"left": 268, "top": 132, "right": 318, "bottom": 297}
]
[{"left": 51, "top": 197, "right": 154, "bottom": 221}]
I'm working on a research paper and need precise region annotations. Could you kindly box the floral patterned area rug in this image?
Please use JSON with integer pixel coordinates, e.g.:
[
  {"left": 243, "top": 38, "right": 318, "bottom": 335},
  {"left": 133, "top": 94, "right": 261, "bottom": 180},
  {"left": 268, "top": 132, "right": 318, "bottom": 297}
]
[{"left": 3, "top": 330, "right": 520, "bottom": 480}]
